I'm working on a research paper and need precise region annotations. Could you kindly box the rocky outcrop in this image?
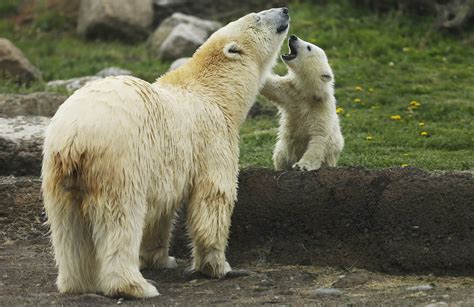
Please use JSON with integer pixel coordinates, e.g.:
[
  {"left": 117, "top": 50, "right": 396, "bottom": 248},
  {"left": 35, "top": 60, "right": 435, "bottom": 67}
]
[
  {"left": 0, "top": 116, "right": 49, "bottom": 176},
  {"left": 0, "top": 38, "right": 42, "bottom": 83},
  {"left": 77, "top": 0, "right": 153, "bottom": 41},
  {"left": 0, "top": 92, "right": 66, "bottom": 117},
  {"left": 148, "top": 13, "right": 221, "bottom": 59}
]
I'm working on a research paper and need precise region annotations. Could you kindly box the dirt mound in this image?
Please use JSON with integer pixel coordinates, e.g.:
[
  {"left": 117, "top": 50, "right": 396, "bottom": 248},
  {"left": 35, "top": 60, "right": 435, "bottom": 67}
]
[
  {"left": 224, "top": 167, "right": 474, "bottom": 275},
  {"left": 2, "top": 167, "right": 472, "bottom": 276},
  {"left": 1, "top": 168, "right": 473, "bottom": 304}
]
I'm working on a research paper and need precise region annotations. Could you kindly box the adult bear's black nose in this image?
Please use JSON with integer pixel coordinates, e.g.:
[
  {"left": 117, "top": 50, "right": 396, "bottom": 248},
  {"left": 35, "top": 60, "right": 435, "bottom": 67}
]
[{"left": 281, "top": 7, "right": 289, "bottom": 15}]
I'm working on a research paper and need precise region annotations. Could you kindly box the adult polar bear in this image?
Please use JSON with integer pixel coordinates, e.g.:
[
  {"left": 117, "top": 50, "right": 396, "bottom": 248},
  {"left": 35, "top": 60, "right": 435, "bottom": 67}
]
[{"left": 42, "top": 8, "right": 290, "bottom": 298}]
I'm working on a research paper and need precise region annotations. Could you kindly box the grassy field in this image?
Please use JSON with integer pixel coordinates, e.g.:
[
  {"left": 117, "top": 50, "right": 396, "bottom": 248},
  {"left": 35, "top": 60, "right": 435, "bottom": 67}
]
[{"left": 1, "top": 1, "right": 473, "bottom": 170}]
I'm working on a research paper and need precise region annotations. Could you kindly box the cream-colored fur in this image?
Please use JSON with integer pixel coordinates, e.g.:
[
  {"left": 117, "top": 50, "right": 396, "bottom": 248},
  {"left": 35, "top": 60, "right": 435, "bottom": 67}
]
[
  {"left": 261, "top": 35, "right": 344, "bottom": 171},
  {"left": 42, "top": 8, "right": 289, "bottom": 298}
]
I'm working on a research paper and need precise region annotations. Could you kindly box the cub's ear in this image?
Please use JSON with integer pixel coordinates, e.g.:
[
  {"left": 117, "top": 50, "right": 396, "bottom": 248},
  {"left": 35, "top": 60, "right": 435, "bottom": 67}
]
[
  {"left": 321, "top": 73, "right": 333, "bottom": 82},
  {"left": 223, "top": 42, "right": 243, "bottom": 59}
]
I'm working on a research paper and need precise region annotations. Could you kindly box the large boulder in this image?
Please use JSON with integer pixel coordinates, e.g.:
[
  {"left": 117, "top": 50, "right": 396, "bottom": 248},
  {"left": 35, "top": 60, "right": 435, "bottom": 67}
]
[
  {"left": 0, "top": 38, "right": 42, "bottom": 83},
  {"left": 77, "top": 0, "right": 154, "bottom": 42},
  {"left": 0, "top": 92, "right": 66, "bottom": 117},
  {"left": 148, "top": 13, "right": 221, "bottom": 59},
  {"left": 0, "top": 116, "right": 49, "bottom": 176},
  {"left": 158, "top": 23, "right": 208, "bottom": 60}
]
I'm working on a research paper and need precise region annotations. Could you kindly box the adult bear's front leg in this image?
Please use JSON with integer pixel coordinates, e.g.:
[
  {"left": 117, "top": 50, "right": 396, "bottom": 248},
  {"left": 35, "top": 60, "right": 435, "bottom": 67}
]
[{"left": 186, "top": 177, "right": 236, "bottom": 278}]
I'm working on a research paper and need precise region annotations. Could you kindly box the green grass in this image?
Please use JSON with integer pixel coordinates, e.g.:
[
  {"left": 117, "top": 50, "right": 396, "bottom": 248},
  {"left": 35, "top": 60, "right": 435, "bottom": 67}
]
[
  {"left": 1, "top": 0, "right": 473, "bottom": 170},
  {"left": 241, "top": 1, "right": 474, "bottom": 170}
]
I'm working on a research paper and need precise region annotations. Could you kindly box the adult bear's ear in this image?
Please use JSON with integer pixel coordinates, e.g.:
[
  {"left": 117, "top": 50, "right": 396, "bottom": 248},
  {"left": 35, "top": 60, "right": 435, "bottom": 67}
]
[
  {"left": 321, "top": 73, "right": 333, "bottom": 82},
  {"left": 223, "top": 42, "right": 243, "bottom": 59}
]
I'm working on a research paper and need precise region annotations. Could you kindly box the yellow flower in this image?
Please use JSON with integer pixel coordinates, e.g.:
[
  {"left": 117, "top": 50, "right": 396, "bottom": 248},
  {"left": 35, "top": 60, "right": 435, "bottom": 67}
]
[
  {"left": 355, "top": 86, "right": 363, "bottom": 91},
  {"left": 354, "top": 98, "right": 361, "bottom": 103},
  {"left": 369, "top": 88, "right": 374, "bottom": 92},
  {"left": 366, "top": 136, "right": 373, "bottom": 141},
  {"left": 390, "top": 115, "right": 402, "bottom": 121},
  {"left": 336, "top": 107, "right": 344, "bottom": 114},
  {"left": 410, "top": 100, "right": 421, "bottom": 109},
  {"left": 418, "top": 122, "right": 425, "bottom": 127},
  {"left": 420, "top": 131, "right": 429, "bottom": 137},
  {"left": 401, "top": 164, "right": 409, "bottom": 167}
]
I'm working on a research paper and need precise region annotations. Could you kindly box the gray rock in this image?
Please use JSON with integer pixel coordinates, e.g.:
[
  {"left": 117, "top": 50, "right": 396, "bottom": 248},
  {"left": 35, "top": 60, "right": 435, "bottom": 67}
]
[
  {"left": 0, "top": 92, "right": 67, "bottom": 117},
  {"left": 158, "top": 23, "right": 208, "bottom": 60},
  {"left": 96, "top": 67, "right": 132, "bottom": 77},
  {"left": 47, "top": 67, "right": 132, "bottom": 92},
  {"left": 47, "top": 76, "right": 101, "bottom": 92},
  {"left": 77, "top": 0, "right": 153, "bottom": 41},
  {"left": 148, "top": 13, "right": 221, "bottom": 59},
  {"left": 0, "top": 116, "right": 48, "bottom": 176},
  {"left": 168, "top": 57, "right": 190, "bottom": 71},
  {"left": 312, "top": 288, "right": 343, "bottom": 296},
  {"left": 0, "top": 38, "right": 42, "bottom": 83},
  {"left": 406, "top": 284, "right": 435, "bottom": 291}
]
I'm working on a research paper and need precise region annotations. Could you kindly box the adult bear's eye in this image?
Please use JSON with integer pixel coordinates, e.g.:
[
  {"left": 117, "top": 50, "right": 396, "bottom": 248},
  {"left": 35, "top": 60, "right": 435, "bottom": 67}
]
[
  {"left": 228, "top": 46, "right": 241, "bottom": 54},
  {"left": 307, "top": 45, "right": 311, "bottom": 51}
]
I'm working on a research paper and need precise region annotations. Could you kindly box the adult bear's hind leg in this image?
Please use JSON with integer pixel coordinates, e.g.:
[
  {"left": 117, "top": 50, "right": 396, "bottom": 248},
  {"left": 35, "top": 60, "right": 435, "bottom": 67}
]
[
  {"left": 44, "top": 191, "right": 97, "bottom": 294},
  {"left": 140, "top": 202, "right": 178, "bottom": 270},
  {"left": 186, "top": 176, "right": 243, "bottom": 279},
  {"left": 90, "top": 192, "right": 159, "bottom": 298}
]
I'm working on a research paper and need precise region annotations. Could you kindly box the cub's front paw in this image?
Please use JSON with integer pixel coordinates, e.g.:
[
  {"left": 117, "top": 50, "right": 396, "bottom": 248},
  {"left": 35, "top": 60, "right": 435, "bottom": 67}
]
[{"left": 292, "top": 161, "right": 321, "bottom": 171}]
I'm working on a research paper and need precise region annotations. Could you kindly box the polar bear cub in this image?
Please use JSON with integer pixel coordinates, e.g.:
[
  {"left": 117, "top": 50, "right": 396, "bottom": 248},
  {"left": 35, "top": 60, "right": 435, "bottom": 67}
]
[{"left": 261, "top": 35, "right": 344, "bottom": 171}]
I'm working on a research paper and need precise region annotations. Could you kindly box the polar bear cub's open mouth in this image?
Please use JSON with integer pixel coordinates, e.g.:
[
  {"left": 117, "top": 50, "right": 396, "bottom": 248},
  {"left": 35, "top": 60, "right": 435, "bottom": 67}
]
[{"left": 282, "top": 34, "right": 299, "bottom": 61}]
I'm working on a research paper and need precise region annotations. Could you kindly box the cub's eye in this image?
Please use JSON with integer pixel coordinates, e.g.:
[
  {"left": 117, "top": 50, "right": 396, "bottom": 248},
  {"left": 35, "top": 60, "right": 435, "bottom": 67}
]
[
  {"left": 307, "top": 45, "right": 312, "bottom": 51},
  {"left": 255, "top": 16, "right": 261, "bottom": 22}
]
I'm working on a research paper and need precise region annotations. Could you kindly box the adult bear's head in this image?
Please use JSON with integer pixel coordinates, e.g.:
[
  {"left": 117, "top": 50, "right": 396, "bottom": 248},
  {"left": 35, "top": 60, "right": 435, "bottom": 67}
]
[
  {"left": 189, "top": 8, "right": 290, "bottom": 85},
  {"left": 160, "top": 8, "right": 290, "bottom": 125}
]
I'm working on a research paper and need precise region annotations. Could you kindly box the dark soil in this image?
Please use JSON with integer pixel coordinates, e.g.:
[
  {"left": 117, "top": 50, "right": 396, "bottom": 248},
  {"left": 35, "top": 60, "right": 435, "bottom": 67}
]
[{"left": 1, "top": 167, "right": 473, "bottom": 305}]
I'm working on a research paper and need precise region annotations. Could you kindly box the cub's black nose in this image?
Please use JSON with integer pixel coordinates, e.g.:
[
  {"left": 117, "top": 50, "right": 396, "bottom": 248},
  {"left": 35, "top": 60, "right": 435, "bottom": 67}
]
[
  {"left": 290, "top": 34, "right": 297, "bottom": 41},
  {"left": 281, "top": 7, "right": 288, "bottom": 15}
]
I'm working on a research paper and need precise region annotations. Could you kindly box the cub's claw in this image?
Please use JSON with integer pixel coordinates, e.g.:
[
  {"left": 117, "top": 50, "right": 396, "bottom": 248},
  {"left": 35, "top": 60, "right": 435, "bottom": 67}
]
[{"left": 293, "top": 161, "right": 320, "bottom": 171}]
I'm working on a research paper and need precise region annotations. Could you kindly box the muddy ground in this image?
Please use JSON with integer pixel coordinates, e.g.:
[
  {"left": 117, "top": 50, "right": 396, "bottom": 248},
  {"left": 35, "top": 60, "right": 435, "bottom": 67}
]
[{"left": 1, "top": 168, "right": 473, "bottom": 305}]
